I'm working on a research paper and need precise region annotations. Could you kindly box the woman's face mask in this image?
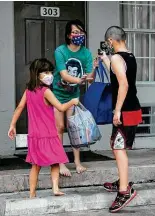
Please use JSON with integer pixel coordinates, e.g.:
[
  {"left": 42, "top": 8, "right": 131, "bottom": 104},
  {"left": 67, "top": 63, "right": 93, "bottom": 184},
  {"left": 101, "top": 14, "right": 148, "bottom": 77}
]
[
  {"left": 71, "top": 34, "right": 85, "bottom": 46},
  {"left": 40, "top": 72, "right": 53, "bottom": 86},
  {"left": 70, "top": 25, "right": 86, "bottom": 46}
]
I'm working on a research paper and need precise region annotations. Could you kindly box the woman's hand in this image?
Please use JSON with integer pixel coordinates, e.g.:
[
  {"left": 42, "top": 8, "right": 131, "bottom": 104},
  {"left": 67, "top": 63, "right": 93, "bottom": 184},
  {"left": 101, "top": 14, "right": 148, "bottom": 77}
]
[
  {"left": 77, "top": 74, "right": 88, "bottom": 84},
  {"left": 8, "top": 125, "right": 16, "bottom": 140}
]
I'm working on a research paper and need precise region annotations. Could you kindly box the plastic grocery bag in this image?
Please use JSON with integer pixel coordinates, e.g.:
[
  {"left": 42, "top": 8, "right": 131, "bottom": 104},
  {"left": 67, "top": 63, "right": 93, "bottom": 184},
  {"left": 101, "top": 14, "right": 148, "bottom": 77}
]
[{"left": 67, "top": 103, "right": 102, "bottom": 148}]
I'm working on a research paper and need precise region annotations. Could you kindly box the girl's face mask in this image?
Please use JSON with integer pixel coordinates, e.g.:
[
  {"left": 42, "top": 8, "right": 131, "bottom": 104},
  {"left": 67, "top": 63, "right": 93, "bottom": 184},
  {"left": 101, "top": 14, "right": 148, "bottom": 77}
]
[{"left": 40, "top": 73, "right": 53, "bottom": 86}]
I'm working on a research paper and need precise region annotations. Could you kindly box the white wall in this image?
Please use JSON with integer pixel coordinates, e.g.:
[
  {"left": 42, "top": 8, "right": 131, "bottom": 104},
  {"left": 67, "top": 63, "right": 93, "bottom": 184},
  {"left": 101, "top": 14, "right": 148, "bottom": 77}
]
[
  {"left": 0, "top": 2, "right": 15, "bottom": 156},
  {"left": 88, "top": 1, "right": 120, "bottom": 150}
]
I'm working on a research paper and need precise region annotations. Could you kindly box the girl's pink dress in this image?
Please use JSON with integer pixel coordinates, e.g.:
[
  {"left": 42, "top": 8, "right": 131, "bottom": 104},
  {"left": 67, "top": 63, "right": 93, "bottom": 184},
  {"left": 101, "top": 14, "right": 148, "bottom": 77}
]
[{"left": 25, "top": 87, "right": 69, "bottom": 166}]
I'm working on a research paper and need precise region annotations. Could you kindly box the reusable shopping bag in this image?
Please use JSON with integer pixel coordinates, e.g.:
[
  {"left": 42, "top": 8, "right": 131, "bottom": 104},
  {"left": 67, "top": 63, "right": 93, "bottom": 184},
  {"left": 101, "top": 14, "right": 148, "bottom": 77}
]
[
  {"left": 67, "top": 103, "right": 102, "bottom": 148},
  {"left": 83, "top": 59, "right": 113, "bottom": 125}
]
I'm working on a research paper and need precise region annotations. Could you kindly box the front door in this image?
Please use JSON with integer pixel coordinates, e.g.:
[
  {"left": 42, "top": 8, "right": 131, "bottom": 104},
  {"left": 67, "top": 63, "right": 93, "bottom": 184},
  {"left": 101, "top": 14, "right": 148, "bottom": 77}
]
[{"left": 14, "top": 1, "right": 86, "bottom": 134}]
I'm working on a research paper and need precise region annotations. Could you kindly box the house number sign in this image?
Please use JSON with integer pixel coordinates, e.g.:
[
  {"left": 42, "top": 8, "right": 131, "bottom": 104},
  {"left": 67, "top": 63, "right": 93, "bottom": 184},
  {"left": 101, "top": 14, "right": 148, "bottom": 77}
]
[{"left": 40, "top": 7, "right": 60, "bottom": 17}]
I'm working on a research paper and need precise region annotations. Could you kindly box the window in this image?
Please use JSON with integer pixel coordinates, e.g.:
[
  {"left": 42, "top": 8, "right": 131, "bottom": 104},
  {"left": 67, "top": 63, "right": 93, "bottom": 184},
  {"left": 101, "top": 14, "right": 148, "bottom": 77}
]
[
  {"left": 136, "top": 105, "right": 155, "bottom": 137},
  {"left": 119, "top": 1, "right": 155, "bottom": 82}
]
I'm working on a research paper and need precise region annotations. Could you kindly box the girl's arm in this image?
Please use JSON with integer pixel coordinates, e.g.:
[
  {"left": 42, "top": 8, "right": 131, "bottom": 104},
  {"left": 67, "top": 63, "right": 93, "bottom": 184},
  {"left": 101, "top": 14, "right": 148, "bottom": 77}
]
[
  {"left": 8, "top": 91, "right": 27, "bottom": 140},
  {"left": 44, "top": 89, "right": 79, "bottom": 112}
]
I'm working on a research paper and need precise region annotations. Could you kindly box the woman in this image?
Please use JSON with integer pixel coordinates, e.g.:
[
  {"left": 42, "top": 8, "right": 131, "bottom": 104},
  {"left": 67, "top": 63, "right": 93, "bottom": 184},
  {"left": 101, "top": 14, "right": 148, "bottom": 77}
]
[{"left": 53, "top": 19, "right": 94, "bottom": 177}]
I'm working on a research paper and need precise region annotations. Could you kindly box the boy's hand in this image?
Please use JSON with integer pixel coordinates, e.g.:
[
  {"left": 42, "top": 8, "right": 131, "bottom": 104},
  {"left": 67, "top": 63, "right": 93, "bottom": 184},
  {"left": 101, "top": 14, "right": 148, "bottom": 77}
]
[
  {"left": 98, "top": 51, "right": 108, "bottom": 61},
  {"left": 113, "top": 110, "right": 122, "bottom": 126},
  {"left": 8, "top": 125, "right": 16, "bottom": 140},
  {"left": 93, "top": 57, "right": 99, "bottom": 69}
]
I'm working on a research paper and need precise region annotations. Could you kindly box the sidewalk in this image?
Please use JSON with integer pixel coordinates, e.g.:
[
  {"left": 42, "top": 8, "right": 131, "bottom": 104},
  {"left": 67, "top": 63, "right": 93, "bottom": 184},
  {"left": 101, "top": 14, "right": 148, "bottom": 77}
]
[{"left": 0, "top": 149, "right": 155, "bottom": 216}]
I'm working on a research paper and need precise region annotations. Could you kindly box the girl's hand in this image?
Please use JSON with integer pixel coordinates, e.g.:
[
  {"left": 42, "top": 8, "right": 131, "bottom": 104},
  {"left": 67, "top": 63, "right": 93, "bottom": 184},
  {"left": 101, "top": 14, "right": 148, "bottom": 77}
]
[
  {"left": 8, "top": 125, "right": 16, "bottom": 140},
  {"left": 71, "top": 98, "right": 79, "bottom": 105}
]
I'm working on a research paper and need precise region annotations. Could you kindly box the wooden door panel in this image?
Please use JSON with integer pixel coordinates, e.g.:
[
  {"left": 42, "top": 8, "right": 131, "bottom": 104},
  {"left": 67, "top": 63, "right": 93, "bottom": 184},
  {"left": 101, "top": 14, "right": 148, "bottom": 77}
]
[
  {"left": 55, "top": 20, "right": 68, "bottom": 47},
  {"left": 54, "top": 2, "right": 76, "bottom": 7},
  {"left": 25, "top": 19, "right": 45, "bottom": 64}
]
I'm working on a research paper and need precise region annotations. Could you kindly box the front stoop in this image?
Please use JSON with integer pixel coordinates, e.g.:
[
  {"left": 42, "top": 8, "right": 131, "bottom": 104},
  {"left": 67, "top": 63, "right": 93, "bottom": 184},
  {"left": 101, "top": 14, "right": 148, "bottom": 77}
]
[{"left": 1, "top": 183, "right": 155, "bottom": 216}]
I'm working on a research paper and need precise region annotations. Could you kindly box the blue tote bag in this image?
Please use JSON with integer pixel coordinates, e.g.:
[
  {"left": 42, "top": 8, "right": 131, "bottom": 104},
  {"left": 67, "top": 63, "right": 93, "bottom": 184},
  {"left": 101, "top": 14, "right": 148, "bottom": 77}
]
[{"left": 82, "top": 60, "right": 113, "bottom": 125}]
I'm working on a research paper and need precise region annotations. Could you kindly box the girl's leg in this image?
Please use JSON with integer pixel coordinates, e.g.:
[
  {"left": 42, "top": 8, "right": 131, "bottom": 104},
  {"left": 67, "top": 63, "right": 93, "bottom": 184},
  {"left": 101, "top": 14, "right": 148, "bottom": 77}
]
[
  {"left": 50, "top": 164, "right": 64, "bottom": 196},
  {"left": 66, "top": 108, "right": 87, "bottom": 174},
  {"left": 54, "top": 108, "right": 71, "bottom": 177},
  {"left": 29, "top": 164, "right": 41, "bottom": 198}
]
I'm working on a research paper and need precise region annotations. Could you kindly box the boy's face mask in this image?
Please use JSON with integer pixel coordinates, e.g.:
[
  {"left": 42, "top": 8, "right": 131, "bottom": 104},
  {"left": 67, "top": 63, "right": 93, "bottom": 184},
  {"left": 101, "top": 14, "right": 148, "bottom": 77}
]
[{"left": 40, "top": 73, "right": 53, "bottom": 86}]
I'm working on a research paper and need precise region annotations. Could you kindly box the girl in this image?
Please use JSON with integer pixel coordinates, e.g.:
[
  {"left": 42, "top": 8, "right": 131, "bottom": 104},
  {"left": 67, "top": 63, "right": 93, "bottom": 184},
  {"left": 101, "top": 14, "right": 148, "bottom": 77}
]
[{"left": 8, "top": 58, "right": 79, "bottom": 198}]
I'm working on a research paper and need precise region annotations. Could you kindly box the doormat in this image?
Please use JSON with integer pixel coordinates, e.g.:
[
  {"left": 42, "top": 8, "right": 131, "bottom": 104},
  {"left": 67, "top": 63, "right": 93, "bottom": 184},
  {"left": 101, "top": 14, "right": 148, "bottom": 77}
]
[{"left": 0, "top": 151, "right": 114, "bottom": 170}]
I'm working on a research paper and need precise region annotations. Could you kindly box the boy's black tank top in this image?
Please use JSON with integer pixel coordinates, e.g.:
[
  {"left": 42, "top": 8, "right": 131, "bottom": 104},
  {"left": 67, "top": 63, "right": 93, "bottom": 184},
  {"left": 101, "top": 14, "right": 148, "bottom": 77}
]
[{"left": 110, "top": 52, "right": 141, "bottom": 111}]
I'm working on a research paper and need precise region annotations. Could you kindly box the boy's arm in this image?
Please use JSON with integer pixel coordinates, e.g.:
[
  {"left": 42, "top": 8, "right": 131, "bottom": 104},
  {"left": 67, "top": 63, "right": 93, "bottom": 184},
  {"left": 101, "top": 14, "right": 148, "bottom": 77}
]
[{"left": 111, "top": 54, "right": 128, "bottom": 126}]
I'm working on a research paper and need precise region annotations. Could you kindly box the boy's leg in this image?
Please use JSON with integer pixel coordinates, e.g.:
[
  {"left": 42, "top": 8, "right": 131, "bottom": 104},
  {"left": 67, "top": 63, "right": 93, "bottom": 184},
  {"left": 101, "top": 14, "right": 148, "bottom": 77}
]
[
  {"left": 50, "top": 164, "right": 64, "bottom": 196},
  {"left": 54, "top": 108, "right": 71, "bottom": 177},
  {"left": 29, "top": 164, "right": 41, "bottom": 198},
  {"left": 113, "top": 149, "right": 128, "bottom": 191},
  {"left": 108, "top": 125, "right": 137, "bottom": 213},
  {"left": 66, "top": 107, "right": 87, "bottom": 174}
]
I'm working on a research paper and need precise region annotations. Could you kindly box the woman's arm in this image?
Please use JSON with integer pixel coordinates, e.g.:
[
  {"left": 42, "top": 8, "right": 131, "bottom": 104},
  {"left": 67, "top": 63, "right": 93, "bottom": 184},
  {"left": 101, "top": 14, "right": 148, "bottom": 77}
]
[
  {"left": 55, "top": 49, "right": 86, "bottom": 84},
  {"left": 60, "top": 70, "right": 86, "bottom": 84}
]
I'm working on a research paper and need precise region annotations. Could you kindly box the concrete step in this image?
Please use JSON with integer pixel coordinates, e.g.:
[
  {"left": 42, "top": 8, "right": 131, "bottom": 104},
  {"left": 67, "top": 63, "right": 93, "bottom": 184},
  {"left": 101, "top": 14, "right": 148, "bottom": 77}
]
[
  {"left": 0, "top": 149, "right": 155, "bottom": 193},
  {"left": 26, "top": 206, "right": 155, "bottom": 216},
  {"left": 1, "top": 183, "right": 155, "bottom": 216}
]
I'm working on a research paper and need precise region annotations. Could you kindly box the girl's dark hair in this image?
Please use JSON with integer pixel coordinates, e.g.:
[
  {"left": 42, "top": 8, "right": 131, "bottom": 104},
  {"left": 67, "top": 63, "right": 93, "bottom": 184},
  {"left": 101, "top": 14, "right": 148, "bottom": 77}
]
[
  {"left": 27, "top": 58, "right": 54, "bottom": 91},
  {"left": 65, "top": 19, "right": 86, "bottom": 45}
]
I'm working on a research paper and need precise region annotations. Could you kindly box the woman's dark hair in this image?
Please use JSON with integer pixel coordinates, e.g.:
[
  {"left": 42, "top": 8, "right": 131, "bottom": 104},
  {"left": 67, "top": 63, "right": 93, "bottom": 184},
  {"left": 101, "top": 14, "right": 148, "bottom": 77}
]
[
  {"left": 27, "top": 58, "right": 54, "bottom": 91},
  {"left": 65, "top": 19, "right": 86, "bottom": 45}
]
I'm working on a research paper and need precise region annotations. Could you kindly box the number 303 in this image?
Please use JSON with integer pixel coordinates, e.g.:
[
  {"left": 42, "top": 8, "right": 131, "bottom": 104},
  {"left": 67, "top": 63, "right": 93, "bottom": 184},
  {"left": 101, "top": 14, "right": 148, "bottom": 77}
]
[{"left": 42, "top": 8, "right": 58, "bottom": 16}]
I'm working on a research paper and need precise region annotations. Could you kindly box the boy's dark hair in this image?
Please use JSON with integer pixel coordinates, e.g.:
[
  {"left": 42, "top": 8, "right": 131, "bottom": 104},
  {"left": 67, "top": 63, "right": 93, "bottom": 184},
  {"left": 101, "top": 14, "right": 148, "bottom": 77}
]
[
  {"left": 27, "top": 58, "right": 54, "bottom": 91},
  {"left": 105, "top": 26, "right": 126, "bottom": 42},
  {"left": 65, "top": 19, "right": 86, "bottom": 45}
]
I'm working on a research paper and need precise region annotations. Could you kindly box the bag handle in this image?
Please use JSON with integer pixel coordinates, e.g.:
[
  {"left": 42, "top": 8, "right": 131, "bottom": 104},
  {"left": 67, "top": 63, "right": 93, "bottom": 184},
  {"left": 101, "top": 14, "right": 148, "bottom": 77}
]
[
  {"left": 71, "top": 102, "right": 87, "bottom": 116},
  {"left": 94, "top": 67, "right": 104, "bottom": 83},
  {"left": 98, "top": 59, "right": 110, "bottom": 83}
]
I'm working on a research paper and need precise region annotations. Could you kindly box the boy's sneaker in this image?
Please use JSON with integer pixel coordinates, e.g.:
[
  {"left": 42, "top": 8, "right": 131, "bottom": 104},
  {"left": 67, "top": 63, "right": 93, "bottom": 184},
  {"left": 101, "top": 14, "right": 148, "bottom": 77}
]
[
  {"left": 103, "top": 180, "right": 133, "bottom": 192},
  {"left": 109, "top": 184, "right": 137, "bottom": 213},
  {"left": 103, "top": 179, "right": 119, "bottom": 192}
]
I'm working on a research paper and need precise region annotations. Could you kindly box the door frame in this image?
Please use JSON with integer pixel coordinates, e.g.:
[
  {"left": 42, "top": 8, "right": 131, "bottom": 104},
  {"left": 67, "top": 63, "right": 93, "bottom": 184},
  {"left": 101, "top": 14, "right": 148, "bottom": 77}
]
[{"left": 14, "top": 1, "right": 89, "bottom": 151}]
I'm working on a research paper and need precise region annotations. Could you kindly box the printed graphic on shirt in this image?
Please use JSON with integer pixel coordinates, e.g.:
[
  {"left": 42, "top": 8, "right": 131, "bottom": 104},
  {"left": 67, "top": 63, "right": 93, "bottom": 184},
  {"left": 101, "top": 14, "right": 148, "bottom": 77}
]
[{"left": 57, "top": 58, "right": 84, "bottom": 92}]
